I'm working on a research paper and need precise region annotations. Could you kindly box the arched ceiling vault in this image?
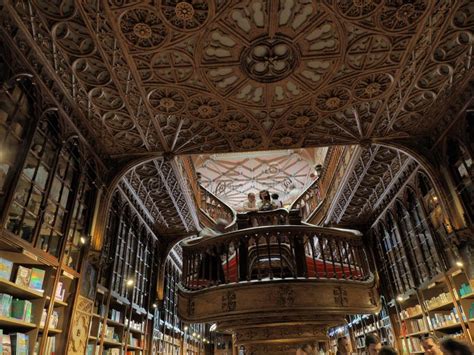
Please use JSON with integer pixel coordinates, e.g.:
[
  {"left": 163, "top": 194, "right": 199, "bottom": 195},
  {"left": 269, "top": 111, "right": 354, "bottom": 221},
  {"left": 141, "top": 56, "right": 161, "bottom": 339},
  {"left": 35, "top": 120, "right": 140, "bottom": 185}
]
[{"left": 0, "top": 0, "right": 473, "bottom": 233}]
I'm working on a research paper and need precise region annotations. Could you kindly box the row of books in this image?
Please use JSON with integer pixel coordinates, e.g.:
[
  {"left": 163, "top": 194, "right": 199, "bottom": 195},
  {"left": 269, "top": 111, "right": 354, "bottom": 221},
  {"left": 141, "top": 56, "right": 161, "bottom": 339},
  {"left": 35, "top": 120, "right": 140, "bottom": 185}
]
[
  {"left": 424, "top": 291, "right": 453, "bottom": 310},
  {"left": 34, "top": 336, "right": 55, "bottom": 355},
  {"left": 128, "top": 319, "right": 145, "bottom": 333},
  {"left": 428, "top": 308, "right": 466, "bottom": 329},
  {"left": 1, "top": 331, "right": 28, "bottom": 355},
  {"left": 404, "top": 318, "right": 427, "bottom": 335},
  {"left": 40, "top": 309, "right": 59, "bottom": 329},
  {"left": 128, "top": 333, "right": 141, "bottom": 347},
  {"left": 110, "top": 309, "right": 121, "bottom": 322},
  {"left": 399, "top": 304, "right": 423, "bottom": 319},
  {"left": 404, "top": 336, "right": 423, "bottom": 353},
  {"left": 0, "top": 294, "right": 32, "bottom": 322},
  {"left": 0, "top": 257, "right": 45, "bottom": 292}
]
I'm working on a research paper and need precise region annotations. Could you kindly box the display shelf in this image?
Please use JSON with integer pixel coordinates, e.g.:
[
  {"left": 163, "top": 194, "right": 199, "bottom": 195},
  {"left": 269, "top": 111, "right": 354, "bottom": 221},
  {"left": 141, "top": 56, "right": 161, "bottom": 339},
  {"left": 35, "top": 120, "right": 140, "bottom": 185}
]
[
  {"left": 406, "top": 329, "right": 429, "bottom": 337},
  {"left": 39, "top": 327, "right": 63, "bottom": 334},
  {"left": 433, "top": 322, "right": 462, "bottom": 331},
  {"left": 401, "top": 311, "right": 424, "bottom": 320},
  {"left": 129, "top": 327, "right": 145, "bottom": 335},
  {"left": 45, "top": 296, "right": 68, "bottom": 307},
  {"left": 103, "top": 339, "right": 124, "bottom": 347},
  {"left": 106, "top": 318, "right": 125, "bottom": 328},
  {"left": 127, "top": 345, "right": 143, "bottom": 350},
  {"left": 426, "top": 300, "right": 454, "bottom": 311},
  {"left": 0, "top": 315, "right": 36, "bottom": 328},
  {"left": 460, "top": 292, "right": 474, "bottom": 299},
  {"left": 0, "top": 277, "right": 44, "bottom": 298}
]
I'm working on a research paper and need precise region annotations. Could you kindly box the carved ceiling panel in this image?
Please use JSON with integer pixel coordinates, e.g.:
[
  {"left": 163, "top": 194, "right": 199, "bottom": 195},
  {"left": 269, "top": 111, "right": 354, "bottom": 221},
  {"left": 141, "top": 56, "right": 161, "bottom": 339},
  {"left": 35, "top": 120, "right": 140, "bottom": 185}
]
[
  {"left": 327, "top": 145, "right": 416, "bottom": 226},
  {"left": 122, "top": 159, "right": 198, "bottom": 234},
  {"left": 194, "top": 148, "right": 327, "bottom": 208},
  {"left": 0, "top": 0, "right": 472, "bottom": 158}
]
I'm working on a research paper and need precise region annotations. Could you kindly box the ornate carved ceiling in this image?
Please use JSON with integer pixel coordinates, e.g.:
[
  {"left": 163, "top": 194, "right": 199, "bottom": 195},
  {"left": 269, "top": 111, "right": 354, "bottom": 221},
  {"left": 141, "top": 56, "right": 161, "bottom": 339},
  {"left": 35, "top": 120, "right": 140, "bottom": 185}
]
[
  {"left": 120, "top": 159, "right": 198, "bottom": 234},
  {"left": 194, "top": 148, "right": 327, "bottom": 208},
  {"left": 1, "top": 0, "right": 473, "bottom": 159},
  {"left": 326, "top": 145, "right": 416, "bottom": 226},
  {"left": 0, "top": 0, "right": 473, "bottom": 235}
]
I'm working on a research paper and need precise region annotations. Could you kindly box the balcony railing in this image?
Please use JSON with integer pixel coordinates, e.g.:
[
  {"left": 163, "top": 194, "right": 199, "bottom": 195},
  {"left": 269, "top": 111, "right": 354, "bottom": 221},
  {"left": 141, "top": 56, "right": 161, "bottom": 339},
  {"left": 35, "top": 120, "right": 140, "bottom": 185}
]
[
  {"left": 236, "top": 208, "right": 301, "bottom": 229},
  {"left": 181, "top": 225, "right": 370, "bottom": 291}
]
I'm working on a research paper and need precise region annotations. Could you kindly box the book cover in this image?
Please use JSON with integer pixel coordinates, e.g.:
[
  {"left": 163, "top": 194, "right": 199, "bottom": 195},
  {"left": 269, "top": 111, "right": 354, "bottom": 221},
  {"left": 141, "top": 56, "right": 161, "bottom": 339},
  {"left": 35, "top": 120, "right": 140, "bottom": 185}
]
[
  {"left": 12, "top": 299, "right": 32, "bottom": 322},
  {"left": 40, "top": 308, "right": 47, "bottom": 327},
  {"left": 15, "top": 266, "right": 31, "bottom": 288},
  {"left": 0, "top": 257, "right": 13, "bottom": 281},
  {"left": 2, "top": 334, "right": 11, "bottom": 355},
  {"left": 55, "top": 282, "right": 63, "bottom": 301},
  {"left": 29, "top": 268, "right": 45, "bottom": 291},
  {"left": 0, "top": 293, "right": 13, "bottom": 317},
  {"left": 49, "top": 311, "right": 59, "bottom": 329},
  {"left": 10, "top": 333, "right": 28, "bottom": 355}
]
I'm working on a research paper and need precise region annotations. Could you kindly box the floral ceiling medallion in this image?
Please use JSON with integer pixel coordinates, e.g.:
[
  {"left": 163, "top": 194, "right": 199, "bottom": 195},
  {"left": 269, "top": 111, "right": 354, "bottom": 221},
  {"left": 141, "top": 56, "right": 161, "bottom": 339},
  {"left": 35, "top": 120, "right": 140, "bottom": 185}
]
[{"left": 241, "top": 35, "right": 300, "bottom": 83}]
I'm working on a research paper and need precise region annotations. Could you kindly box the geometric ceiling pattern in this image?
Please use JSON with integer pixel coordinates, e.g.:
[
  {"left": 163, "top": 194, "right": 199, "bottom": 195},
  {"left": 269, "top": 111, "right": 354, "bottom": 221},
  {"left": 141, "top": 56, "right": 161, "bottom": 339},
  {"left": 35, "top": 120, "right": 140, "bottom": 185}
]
[
  {"left": 1, "top": 0, "right": 473, "bottom": 159},
  {"left": 194, "top": 148, "right": 327, "bottom": 209},
  {"left": 0, "top": 0, "right": 473, "bottom": 233}
]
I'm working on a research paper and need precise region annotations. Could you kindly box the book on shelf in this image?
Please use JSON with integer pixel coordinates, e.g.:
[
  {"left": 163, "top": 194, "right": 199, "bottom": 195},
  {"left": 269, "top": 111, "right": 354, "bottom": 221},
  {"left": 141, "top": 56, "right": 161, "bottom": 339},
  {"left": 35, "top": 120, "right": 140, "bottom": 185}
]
[
  {"left": 12, "top": 299, "right": 32, "bottom": 322},
  {"left": 29, "top": 268, "right": 45, "bottom": 291},
  {"left": 55, "top": 282, "right": 65, "bottom": 301},
  {"left": 40, "top": 309, "right": 59, "bottom": 329},
  {"left": 0, "top": 257, "right": 13, "bottom": 281},
  {"left": 43, "top": 336, "right": 56, "bottom": 355},
  {"left": 2, "top": 334, "right": 11, "bottom": 355},
  {"left": 15, "top": 266, "right": 31, "bottom": 288},
  {"left": 0, "top": 293, "right": 13, "bottom": 317},
  {"left": 10, "top": 333, "right": 28, "bottom": 355}
]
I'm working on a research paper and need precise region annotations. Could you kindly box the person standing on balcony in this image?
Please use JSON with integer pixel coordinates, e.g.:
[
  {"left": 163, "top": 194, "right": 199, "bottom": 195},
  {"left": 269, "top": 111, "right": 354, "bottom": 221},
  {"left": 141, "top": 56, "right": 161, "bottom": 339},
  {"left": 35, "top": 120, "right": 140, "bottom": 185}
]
[
  {"left": 242, "top": 192, "right": 258, "bottom": 212},
  {"left": 271, "top": 193, "right": 283, "bottom": 208},
  {"left": 258, "top": 190, "right": 276, "bottom": 211}
]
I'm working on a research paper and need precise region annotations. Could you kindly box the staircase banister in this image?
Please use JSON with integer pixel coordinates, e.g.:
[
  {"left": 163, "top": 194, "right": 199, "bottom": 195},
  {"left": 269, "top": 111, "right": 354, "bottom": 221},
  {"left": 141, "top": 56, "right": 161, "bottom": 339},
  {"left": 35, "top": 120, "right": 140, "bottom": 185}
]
[
  {"left": 289, "top": 176, "right": 321, "bottom": 211},
  {"left": 199, "top": 184, "right": 237, "bottom": 231}
]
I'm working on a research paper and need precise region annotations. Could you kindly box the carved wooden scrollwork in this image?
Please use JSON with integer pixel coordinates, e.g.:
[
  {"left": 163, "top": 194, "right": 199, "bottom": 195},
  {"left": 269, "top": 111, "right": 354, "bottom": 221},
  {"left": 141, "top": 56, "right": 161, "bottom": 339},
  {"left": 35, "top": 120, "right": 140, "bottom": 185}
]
[{"left": 0, "top": 0, "right": 471, "bottom": 158}]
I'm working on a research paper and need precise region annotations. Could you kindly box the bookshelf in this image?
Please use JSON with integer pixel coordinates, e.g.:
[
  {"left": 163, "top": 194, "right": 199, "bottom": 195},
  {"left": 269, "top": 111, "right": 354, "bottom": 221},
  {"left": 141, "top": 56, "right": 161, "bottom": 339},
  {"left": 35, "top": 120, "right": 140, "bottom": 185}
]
[
  {"left": 86, "top": 190, "right": 159, "bottom": 355},
  {"left": 395, "top": 267, "right": 474, "bottom": 353},
  {"left": 0, "top": 237, "right": 78, "bottom": 354},
  {"left": 348, "top": 297, "right": 396, "bottom": 353}
]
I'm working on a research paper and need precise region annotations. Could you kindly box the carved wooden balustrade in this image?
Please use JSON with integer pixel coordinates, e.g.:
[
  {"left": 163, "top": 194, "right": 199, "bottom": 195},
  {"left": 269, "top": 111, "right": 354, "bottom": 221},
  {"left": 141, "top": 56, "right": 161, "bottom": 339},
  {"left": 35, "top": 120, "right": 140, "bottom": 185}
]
[
  {"left": 199, "top": 185, "right": 237, "bottom": 231},
  {"left": 290, "top": 178, "right": 322, "bottom": 221},
  {"left": 178, "top": 225, "right": 379, "bottom": 350},
  {"left": 181, "top": 225, "right": 371, "bottom": 290},
  {"left": 236, "top": 208, "right": 301, "bottom": 229}
]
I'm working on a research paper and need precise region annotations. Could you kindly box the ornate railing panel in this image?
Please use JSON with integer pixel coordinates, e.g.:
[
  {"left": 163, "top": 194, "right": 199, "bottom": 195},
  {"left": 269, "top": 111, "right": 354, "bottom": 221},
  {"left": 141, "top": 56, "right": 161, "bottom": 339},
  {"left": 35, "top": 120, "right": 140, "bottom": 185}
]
[
  {"left": 181, "top": 226, "right": 370, "bottom": 291},
  {"left": 199, "top": 185, "right": 237, "bottom": 231},
  {"left": 290, "top": 178, "right": 322, "bottom": 221},
  {"left": 236, "top": 208, "right": 301, "bottom": 229}
]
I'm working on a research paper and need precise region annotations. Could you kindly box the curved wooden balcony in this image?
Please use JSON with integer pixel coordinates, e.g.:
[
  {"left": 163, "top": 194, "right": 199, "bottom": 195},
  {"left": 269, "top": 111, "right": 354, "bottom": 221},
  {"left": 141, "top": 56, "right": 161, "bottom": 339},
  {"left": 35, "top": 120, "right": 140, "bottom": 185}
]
[
  {"left": 178, "top": 225, "right": 380, "bottom": 334},
  {"left": 198, "top": 185, "right": 237, "bottom": 231}
]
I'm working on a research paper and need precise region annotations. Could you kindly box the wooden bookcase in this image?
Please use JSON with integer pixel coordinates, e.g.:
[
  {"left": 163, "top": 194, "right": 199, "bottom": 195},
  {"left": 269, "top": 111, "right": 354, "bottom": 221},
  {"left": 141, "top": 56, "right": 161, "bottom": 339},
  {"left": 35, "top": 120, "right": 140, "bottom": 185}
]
[
  {"left": 86, "top": 190, "right": 159, "bottom": 355},
  {"left": 350, "top": 297, "right": 396, "bottom": 353},
  {"left": 0, "top": 232, "right": 79, "bottom": 354},
  {"left": 396, "top": 267, "right": 474, "bottom": 354}
]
